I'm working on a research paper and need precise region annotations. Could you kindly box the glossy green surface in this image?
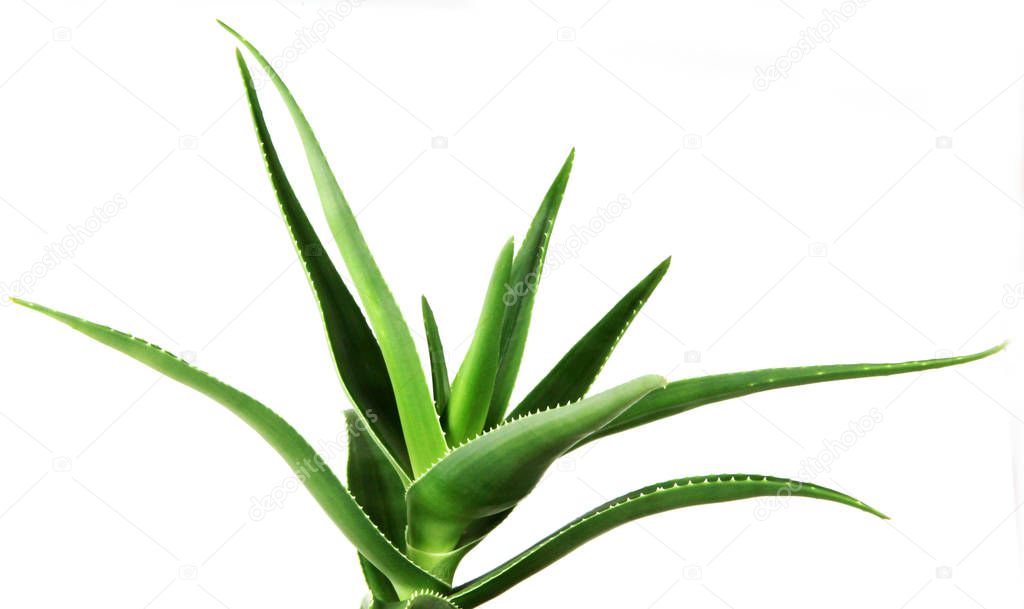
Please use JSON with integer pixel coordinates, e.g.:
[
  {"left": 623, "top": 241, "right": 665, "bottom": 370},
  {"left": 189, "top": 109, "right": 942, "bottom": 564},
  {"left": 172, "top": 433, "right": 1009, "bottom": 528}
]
[
  {"left": 11, "top": 22, "right": 1007, "bottom": 609},
  {"left": 422, "top": 297, "right": 451, "bottom": 417},
  {"left": 224, "top": 21, "right": 446, "bottom": 477},
  {"left": 12, "top": 299, "right": 445, "bottom": 595},
  {"left": 407, "top": 375, "right": 666, "bottom": 556},
  {"left": 445, "top": 239, "right": 513, "bottom": 445},
  {"left": 452, "top": 474, "right": 885, "bottom": 607}
]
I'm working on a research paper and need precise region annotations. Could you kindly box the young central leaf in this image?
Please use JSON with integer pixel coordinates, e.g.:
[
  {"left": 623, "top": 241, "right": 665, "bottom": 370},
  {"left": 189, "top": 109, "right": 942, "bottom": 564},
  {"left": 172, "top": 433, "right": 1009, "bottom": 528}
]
[
  {"left": 486, "top": 151, "right": 574, "bottom": 428},
  {"left": 406, "top": 374, "right": 666, "bottom": 557},
  {"left": 422, "top": 297, "right": 451, "bottom": 417},
  {"left": 446, "top": 238, "right": 514, "bottom": 445}
]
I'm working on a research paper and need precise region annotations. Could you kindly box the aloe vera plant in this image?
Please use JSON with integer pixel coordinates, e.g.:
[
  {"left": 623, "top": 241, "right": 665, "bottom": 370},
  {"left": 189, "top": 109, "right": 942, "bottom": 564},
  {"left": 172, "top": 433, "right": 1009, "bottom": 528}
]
[{"left": 12, "top": 24, "right": 1006, "bottom": 609}]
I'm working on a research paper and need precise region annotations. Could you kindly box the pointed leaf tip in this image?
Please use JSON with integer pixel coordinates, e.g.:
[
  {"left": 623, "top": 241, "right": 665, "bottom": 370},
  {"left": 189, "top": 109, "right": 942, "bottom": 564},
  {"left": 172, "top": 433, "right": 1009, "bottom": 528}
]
[
  {"left": 236, "top": 49, "right": 413, "bottom": 476},
  {"left": 591, "top": 343, "right": 1010, "bottom": 444},
  {"left": 451, "top": 474, "right": 884, "bottom": 607},
  {"left": 230, "top": 23, "right": 447, "bottom": 475},
  {"left": 422, "top": 296, "right": 452, "bottom": 418},
  {"left": 446, "top": 238, "right": 515, "bottom": 445},
  {"left": 15, "top": 300, "right": 444, "bottom": 594},
  {"left": 509, "top": 259, "right": 671, "bottom": 420},
  {"left": 485, "top": 154, "right": 576, "bottom": 426},
  {"left": 408, "top": 374, "right": 665, "bottom": 554}
]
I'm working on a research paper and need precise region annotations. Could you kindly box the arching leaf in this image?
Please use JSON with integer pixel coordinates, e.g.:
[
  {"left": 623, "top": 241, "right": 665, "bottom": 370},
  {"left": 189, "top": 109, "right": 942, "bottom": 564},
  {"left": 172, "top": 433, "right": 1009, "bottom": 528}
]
[
  {"left": 588, "top": 343, "right": 1007, "bottom": 444},
  {"left": 13, "top": 299, "right": 445, "bottom": 595},
  {"left": 452, "top": 474, "right": 885, "bottom": 607}
]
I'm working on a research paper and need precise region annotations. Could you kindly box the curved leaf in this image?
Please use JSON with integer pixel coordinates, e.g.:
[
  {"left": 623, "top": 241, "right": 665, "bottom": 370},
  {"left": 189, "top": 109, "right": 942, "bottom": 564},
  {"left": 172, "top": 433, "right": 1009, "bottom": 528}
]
[
  {"left": 422, "top": 297, "right": 451, "bottom": 416},
  {"left": 486, "top": 150, "right": 574, "bottom": 428},
  {"left": 406, "top": 375, "right": 666, "bottom": 557},
  {"left": 509, "top": 257, "right": 671, "bottom": 419},
  {"left": 225, "top": 23, "right": 446, "bottom": 476},
  {"left": 13, "top": 299, "right": 445, "bottom": 595},
  {"left": 236, "top": 50, "right": 410, "bottom": 476},
  {"left": 587, "top": 343, "right": 1007, "bottom": 444},
  {"left": 452, "top": 474, "right": 885, "bottom": 607},
  {"left": 347, "top": 410, "right": 407, "bottom": 602},
  {"left": 446, "top": 238, "right": 513, "bottom": 445}
]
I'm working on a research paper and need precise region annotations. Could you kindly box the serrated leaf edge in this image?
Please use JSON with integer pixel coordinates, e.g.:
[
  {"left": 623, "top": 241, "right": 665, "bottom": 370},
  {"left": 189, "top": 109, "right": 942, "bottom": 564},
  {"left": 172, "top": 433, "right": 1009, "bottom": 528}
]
[{"left": 451, "top": 473, "right": 883, "bottom": 606}]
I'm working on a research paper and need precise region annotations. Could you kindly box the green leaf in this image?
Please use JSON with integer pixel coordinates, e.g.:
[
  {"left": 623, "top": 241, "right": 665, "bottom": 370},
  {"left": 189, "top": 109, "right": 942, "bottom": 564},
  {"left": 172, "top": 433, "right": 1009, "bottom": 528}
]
[
  {"left": 406, "top": 375, "right": 666, "bottom": 558},
  {"left": 486, "top": 150, "right": 574, "bottom": 428},
  {"left": 452, "top": 258, "right": 672, "bottom": 549},
  {"left": 225, "top": 23, "right": 446, "bottom": 476},
  {"left": 13, "top": 299, "right": 446, "bottom": 595},
  {"left": 451, "top": 474, "right": 885, "bottom": 607},
  {"left": 346, "top": 410, "right": 407, "bottom": 603},
  {"left": 359, "top": 559, "right": 400, "bottom": 607},
  {"left": 373, "top": 592, "right": 461, "bottom": 609},
  {"left": 509, "top": 257, "right": 671, "bottom": 420},
  {"left": 421, "top": 297, "right": 451, "bottom": 417},
  {"left": 586, "top": 342, "right": 1008, "bottom": 444},
  {"left": 446, "top": 238, "right": 514, "bottom": 445},
  {"left": 236, "top": 50, "right": 411, "bottom": 477}
]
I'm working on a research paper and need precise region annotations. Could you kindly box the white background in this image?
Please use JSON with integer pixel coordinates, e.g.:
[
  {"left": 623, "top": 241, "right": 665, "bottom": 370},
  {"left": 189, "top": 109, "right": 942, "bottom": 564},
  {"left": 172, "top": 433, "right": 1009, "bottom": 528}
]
[{"left": 1, "top": 1, "right": 1022, "bottom": 608}]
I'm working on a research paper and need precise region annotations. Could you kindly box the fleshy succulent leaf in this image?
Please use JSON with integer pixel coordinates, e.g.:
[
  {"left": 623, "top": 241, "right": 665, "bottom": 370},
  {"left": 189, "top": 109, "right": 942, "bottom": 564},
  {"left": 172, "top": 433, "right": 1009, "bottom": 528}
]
[
  {"left": 485, "top": 150, "right": 575, "bottom": 428},
  {"left": 586, "top": 342, "right": 1007, "bottom": 445},
  {"left": 10, "top": 28, "right": 1010, "bottom": 609},
  {"left": 373, "top": 591, "right": 462, "bottom": 609},
  {"left": 236, "top": 50, "right": 411, "bottom": 477},
  {"left": 451, "top": 474, "right": 885, "bottom": 607},
  {"left": 12, "top": 298, "right": 446, "bottom": 595},
  {"left": 450, "top": 257, "right": 673, "bottom": 548},
  {"left": 347, "top": 410, "right": 408, "bottom": 602},
  {"left": 406, "top": 374, "right": 666, "bottom": 557},
  {"left": 225, "top": 23, "right": 446, "bottom": 476},
  {"left": 446, "top": 238, "right": 514, "bottom": 445},
  {"left": 360, "top": 560, "right": 400, "bottom": 606},
  {"left": 509, "top": 257, "right": 671, "bottom": 419},
  {"left": 422, "top": 297, "right": 451, "bottom": 417}
]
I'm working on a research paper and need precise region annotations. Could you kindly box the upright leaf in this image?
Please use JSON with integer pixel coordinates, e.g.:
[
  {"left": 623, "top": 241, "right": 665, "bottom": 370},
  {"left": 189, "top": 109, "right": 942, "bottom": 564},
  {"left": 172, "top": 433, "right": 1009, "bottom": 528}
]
[
  {"left": 446, "top": 239, "right": 513, "bottom": 445},
  {"left": 13, "top": 299, "right": 445, "bottom": 595},
  {"left": 346, "top": 410, "right": 408, "bottom": 603},
  {"left": 406, "top": 375, "right": 666, "bottom": 559},
  {"left": 225, "top": 24, "right": 446, "bottom": 476},
  {"left": 510, "top": 257, "right": 671, "bottom": 419},
  {"left": 236, "top": 50, "right": 410, "bottom": 476},
  {"left": 421, "top": 297, "right": 451, "bottom": 417},
  {"left": 586, "top": 343, "right": 1007, "bottom": 445},
  {"left": 452, "top": 474, "right": 885, "bottom": 607},
  {"left": 486, "top": 150, "right": 574, "bottom": 427}
]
